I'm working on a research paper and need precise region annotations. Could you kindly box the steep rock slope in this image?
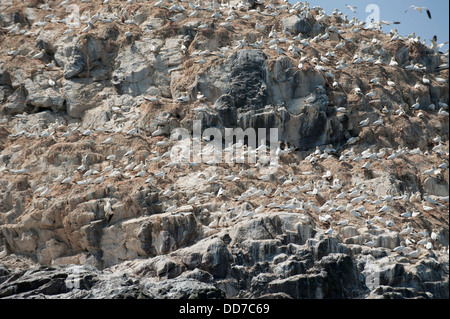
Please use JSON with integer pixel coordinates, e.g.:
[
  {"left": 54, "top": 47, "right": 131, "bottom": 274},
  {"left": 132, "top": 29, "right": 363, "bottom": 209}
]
[{"left": 0, "top": 0, "right": 448, "bottom": 299}]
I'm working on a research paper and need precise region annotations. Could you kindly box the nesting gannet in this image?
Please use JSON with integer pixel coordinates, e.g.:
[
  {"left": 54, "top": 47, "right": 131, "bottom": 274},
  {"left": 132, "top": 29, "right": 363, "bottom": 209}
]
[
  {"left": 369, "top": 77, "right": 380, "bottom": 85},
  {"left": 436, "top": 77, "right": 448, "bottom": 84},
  {"left": 438, "top": 109, "right": 449, "bottom": 116},
  {"left": 31, "top": 50, "right": 45, "bottom": 60},
  {"left": 393, "top": 244, "right": 405, "bottom": 253},
  {"left": 359, "top": 118, "right": 370, "bottom": 127},
  {"left": 102, "top": 136, "right": 114, "bottom": 144},
  {"left": 422, "top": 76, "right": 431, "bottom": 85},
  {"left": 377, "top": 205, "right": 390, "bottom": 213},
  {"left": 82, "top": 129, "right": 93, "bottom": 136},
  {"left": 389, "top": 57, "right": 398, "bottom": 66},
  {"left": 61, "top": 175, "right": 73, "bottom": 184},
  {"left": 400, "top": 211, "right": 412, "bottom": 218},
  {"left": 372, "top": 118, "right": 384, "bottom": 127},
  {"left": 387, "top": 80, "right": 396, "bottom": 87}
]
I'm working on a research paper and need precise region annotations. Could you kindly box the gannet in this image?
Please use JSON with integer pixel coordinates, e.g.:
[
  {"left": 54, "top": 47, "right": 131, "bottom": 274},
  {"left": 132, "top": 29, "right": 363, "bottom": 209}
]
[
  {"left": 400, "top": 211, "right": 412, "bottom": 218},
  {"left": 369, "top": 77, "right": 380, "bottom": 85},
  {"left": 365, "top": 239, "right": 377, "bottom": 247},
  {"left": 405, "top": 5, "right": 431, "bottom": 19},
  {"left": 408, "top": 247, "right": 421, "bottom": 258},
  {"left": 81, "top": 129, "right": 92, "bottom": 136},
  {"left": 377, "top": 205, "right": 390, "bottom": 213},
  {"left": 372, "top": 118, "right": 384, "bottom": 126},
  {"left": 366, "top": 91, "right": 377, "bottom": 98},
  {"left": 436, "top": 77, "right": 448, "bottom": 84},
  {"left": 400, "top": 224, "right": 412, "bottom": 236},
  {"left": 431, "top": 231, "right": 439, "bottom": 241},
  {"left": 393, "top": 244, "right": 405, "bottom": 253},
  {"left": 438, "top": 109, "right": 449, "bottom": 116},
  {"left": 31, "top": 50, "right": 45, "bottom": 60},
  {"left": 102, "top": 136, "right": 114, "bottom": 144},
  {"left": 359, "top": 118, "right": 370, "bottom": 127},
  {"left": 389, "top": 57, "right": 398, "bottom": 66}
]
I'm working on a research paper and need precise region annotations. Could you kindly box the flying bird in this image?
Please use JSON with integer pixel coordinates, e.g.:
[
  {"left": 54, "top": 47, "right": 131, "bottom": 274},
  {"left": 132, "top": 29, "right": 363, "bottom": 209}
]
[{"left": 405, "top": 5, "right": 431, "bottom": 19}]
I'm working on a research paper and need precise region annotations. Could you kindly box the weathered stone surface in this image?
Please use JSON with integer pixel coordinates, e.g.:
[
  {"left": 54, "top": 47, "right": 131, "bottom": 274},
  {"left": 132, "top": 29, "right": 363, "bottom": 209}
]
[
  {"left": 267, "top": 272, "right": 328, "bottom": 299},
  {"left": 111, "top": 46, "right": 154, "bottom": 96},
  {"left": 63, "top": 78, "right": 105, "bottom": 118},
  {"left": 310, "top": 237, "right": 351, "bottom": 261},
  {"left": 268, "top": 253, "right": 363, "bottom": 299},
  {"left": 229, "top": 50, "right": 269, "bottom": 110},
  {"left": 175, "top": 237, "right": 231, "bottom": 279},
  {"left": 423, "top": 177, "right": 449, "bottom": 197},
  {"left": 144, "top": 277, "right": 225, "bottom": 299},
  {"left": 0, "top": 0, "right": 448, "bottom": 301}
]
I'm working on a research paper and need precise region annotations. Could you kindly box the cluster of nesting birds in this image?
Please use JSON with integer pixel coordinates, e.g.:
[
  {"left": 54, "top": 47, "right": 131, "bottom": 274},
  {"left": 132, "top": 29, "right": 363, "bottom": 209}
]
[{"left": 0, "top": 0, "right": 448, "bottom": 260}]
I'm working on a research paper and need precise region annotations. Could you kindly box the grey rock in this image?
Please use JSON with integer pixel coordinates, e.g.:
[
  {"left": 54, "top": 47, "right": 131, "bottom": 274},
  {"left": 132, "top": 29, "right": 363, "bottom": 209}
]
[
  {"left": 239, "top": 239, "right": 284, "bottom": 266},
  {"left": 23, "top": 78, "right": 64, "bottom": 111},
  {"left": 62, "top": 78, "right": 105, "bottom": 118},
  {"left": 422, "top": 280, "right": 449, "bottom": 299},
  {"left": 176, "top": 237, "right": 231, "bottom": 279},
  {"left": 312, "top": 22, "right": 326, "bottom": 37},
  {"left": 191, "top": 106, "right": 221, "bottom": 129},
  {"left": 55, "top": 34, "right": 117, "bottom": 81},
  {"left": 375, "top": 232, "right": 401, "bottom": 250},
  {"left": 368, "top": 285, "right": 432, "bottom": 299},
  {"left": 180, "top": 268, "right": 214, "bottom": 283},
  {"left": 111, "top": 46, "right": 154, "bottom": 96},
  {"left": 273, "top": 258, "right": 308, "bottom": 278},
  {"left": 249, "top": 273, "right": 278, "bottom": 297},
  {"left": 3, "top": 88, "right": 27, "bottom": 115},
  {"left": 215, "top": 278, "right": 240, "bottom": 298},
  {"left": 228, "top": 50, "right": 269, "bottom": 110},
  {"left": 230, "top": 213, "right": 314, "bottom": 245},
  {"left": 0, "top": 265, "right": 98, "bottom": 299},
  {"left": 317, "top": 253, "right": 363, "bottom": 298},
  {"left": 0, "top": 63, "right": 10, "bottom": 86},
  {"left": 267, "top": 271, "right": 327, "bottom": 299},
  {"left": 268, "top": 253, "right": 363, "bottom": 299},
  {"left": 394, "top": 45, "right": 410, "bottom": 67},
  {"left": 201, "top": 238, "right": 231, "bottom": 279},
  {"left": 133, "top": 255, "right": 185, "bottom": 279},
  {"left": 214, "top": 94, "right": 237, "bottom": 127},
  {"left": 159, "top": 37, "right": 185, "bottom": 67},
  {"left": 272, "top": 253, "right": 288, "bottom": 265},
  {"left": 340, "top": 226, "right": 360, "bottom": 239},
  {"left": 310, "top": 237, "right": 351, "bottom": 261}
]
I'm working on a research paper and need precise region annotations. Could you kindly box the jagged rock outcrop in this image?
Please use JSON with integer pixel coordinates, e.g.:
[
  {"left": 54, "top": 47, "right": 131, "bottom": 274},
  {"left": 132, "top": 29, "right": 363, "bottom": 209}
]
[{"left": 0, "top": 0, "right": 448, "bottom": 299}]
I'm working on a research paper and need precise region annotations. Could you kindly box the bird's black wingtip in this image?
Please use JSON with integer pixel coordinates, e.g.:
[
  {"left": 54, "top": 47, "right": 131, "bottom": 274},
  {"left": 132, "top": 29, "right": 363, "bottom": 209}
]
[{"left": 427, "top": 10, "right": 432, "bottom": 19}]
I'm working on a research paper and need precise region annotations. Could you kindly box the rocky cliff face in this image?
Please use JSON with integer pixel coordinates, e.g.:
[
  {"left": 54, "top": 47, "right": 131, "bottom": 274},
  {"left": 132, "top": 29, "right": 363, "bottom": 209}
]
[{"left": 0, "top": 0, "right": 448, "bottom": 299}]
